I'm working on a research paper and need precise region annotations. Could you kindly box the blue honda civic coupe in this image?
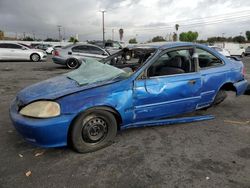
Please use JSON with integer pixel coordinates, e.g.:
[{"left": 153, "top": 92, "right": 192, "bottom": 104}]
[{"left": 10, "top": 42, "right": 248, "bottom": 153}]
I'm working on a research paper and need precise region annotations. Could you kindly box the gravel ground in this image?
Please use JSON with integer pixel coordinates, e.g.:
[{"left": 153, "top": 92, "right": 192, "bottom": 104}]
[{"left": 0, "top": 56, "right": 250, "bottom": 188}]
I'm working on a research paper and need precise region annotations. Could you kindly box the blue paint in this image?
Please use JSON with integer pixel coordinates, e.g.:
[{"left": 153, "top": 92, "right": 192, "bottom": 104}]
[
  {"left": 10, "top": 42, "right": 248, "bottom": 148},
  {"left": 121, "top": 115, "right": 215, "bottom": 130}
]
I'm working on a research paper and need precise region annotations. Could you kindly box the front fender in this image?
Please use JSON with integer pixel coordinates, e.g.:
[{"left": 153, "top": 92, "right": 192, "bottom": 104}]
[{"left": 57, "top": 83, "right": 134, "bottom": 126}]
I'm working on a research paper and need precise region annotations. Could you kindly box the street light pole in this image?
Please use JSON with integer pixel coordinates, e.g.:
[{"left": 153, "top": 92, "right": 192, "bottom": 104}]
[
  {"left": 57, "top": 25, "right": 62, "bottom": 41},
  {"left": 100, "top": 10, "right": 106, "bottom": 46}
]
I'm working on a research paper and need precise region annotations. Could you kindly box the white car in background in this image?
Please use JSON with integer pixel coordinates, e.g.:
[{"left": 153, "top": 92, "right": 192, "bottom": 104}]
[
  {"left": 0, "top": 43, "right": 47, "bottom": 62},
  {"left": 209, "top": 46, "right": 231, "bottom": 57},
  {"left": 46, "top": 45, "right": 63, "bottom": 54}
]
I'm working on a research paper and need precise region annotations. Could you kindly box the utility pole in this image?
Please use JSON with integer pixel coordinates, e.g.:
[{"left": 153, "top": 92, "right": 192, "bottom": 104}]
[
  {"left": 57, "top": 25, "right": 62, "bottom": 41},
  {"left": 222, "top": 33, "right": 225, "bottom": 48},
  {"left": 23, "top": 32, "right": 26, "bottom": 39},
  {"left": 100, "top": 10, "right": 106, "bottom": 46},
  {"left": 32, "top": 31, "right": 36, "bottom": 41},
  {"left": 63, "top": 27, "right": 65, "bottom": 41},
  {"left": 112, "top": 29, "right": 114, "bottom": 41}
]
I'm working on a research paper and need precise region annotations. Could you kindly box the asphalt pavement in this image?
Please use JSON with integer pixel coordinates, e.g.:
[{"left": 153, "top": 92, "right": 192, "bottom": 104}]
[{"left": 0, "top": 56, "right": 250, "bottom": 188}]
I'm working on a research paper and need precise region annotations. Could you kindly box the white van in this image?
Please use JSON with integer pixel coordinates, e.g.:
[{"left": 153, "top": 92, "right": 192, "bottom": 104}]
[{"left": 224, "top": 43, "right": 245, "bottom": 57}]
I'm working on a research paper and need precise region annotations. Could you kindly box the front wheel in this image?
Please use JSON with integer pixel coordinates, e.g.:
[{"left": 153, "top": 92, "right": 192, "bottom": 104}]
[
  {"left": 70, "top": 110, "right": 117, "bottom": 153},
  {"left": 30, "top": 53, "right": 40, "bottom": 62}
]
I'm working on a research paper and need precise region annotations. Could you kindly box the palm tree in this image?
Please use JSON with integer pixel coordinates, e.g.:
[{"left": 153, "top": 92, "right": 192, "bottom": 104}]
[{"left": 175, "top": 24, "right": 179, "bottom": 41}]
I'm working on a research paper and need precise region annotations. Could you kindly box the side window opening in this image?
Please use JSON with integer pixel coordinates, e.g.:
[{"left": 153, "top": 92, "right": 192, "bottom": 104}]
[
  {"left": 196, "top": 48, "right": 223, "bottom": 68},
  {"left": 87, "top": 46, "right": 104, "bottom": 55},
  {"left": 72, "top": 45, "right": 89, "bottom": 53},
  {"left": 147, "top": 48, "right": 195, "bottom": 77}
]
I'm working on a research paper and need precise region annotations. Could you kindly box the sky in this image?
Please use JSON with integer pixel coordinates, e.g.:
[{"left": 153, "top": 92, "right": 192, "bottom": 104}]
[{"left": 0, "top": 0, "right": 250, "bottom": 42}]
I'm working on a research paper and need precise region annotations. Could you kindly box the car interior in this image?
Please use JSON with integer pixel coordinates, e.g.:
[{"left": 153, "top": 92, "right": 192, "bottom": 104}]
[
  {"left": 196, "top": 48, "right": 223, "bottom": 68},
  {"left": 147, "top": 49, "right": 195, "bottom": 77}
]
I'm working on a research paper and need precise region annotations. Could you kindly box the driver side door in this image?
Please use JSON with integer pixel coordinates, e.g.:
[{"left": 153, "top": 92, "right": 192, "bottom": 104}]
[{"left": 133, "top": 47, "right": 202, "bottom": 122}]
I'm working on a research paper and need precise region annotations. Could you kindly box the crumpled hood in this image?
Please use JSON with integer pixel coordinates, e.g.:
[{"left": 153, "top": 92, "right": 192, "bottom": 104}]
[
  {"left": 17, "top": 75, "right": 109, "bottom": 105},
  {"left": 16, "top": 59, "right": 128, "bottom": 105}
]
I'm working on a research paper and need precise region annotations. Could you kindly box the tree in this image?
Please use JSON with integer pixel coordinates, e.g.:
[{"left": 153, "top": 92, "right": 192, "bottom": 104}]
[
  {"left": 129, "top": 38, "right": 137, "bottom": 44},
  {"left": 23, "top": 36, "right": 34, "bottom": 41},
  {"left": 179, "top": 31, "right": 198, "bottom": 42},
  {"left": 173, "top": 33, "right": 177, "bottom": 41},
  {"left": 232, "top": 36, "right": 246, "bottom": 43},
  {"left": 246, "top": 31, "right": 250, "bottom": 41},
  {"left": 44, "top": 38, "right": 60, "bottom": 42},
  {"left": 68, "top": 37, "right": 79, "bottom": 43},
  {"left": 151, "top": 36, "right": 166, "bottom": 42},
  {"left": 175, "top": 24, "right": 179, "bottom": 40}
]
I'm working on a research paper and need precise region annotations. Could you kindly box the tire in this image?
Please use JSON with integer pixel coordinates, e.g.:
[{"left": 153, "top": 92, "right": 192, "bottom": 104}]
[
  {"left": 66, "top": 58, "right": 80, "bottom": 69},
  {"left": 30, "top": 53, "right": 40, "bottom": 62},
  {"left": 70, "top": 110, "right": 117, "bottom": 153},
  {"left": 213, "top": 90, "right": 227, "bottom": 105}
]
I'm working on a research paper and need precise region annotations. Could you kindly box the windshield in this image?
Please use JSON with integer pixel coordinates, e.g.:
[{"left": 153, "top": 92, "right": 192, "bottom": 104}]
[
  {"left": 66, "top": 58, "right": 130, "bottom": 86},
  {"left": 19, "top": 43, "right": 31, "bottom": 48},
  {"left": 62, "top": 44, "right": 74, "bottom": 49}
]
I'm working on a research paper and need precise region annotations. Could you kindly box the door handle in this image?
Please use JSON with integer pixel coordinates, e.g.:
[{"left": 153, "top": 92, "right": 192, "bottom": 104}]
[{"left": 188, "top": 80, "right": 196, "bottom": 85}]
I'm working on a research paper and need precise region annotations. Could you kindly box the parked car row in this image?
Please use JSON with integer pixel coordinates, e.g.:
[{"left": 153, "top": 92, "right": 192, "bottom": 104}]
[{"left": 1, "top": 41, "right": 250, "bottom": 63}]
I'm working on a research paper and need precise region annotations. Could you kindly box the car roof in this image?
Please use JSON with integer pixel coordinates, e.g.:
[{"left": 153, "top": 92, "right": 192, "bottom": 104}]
[
  {"left": 71, "top": 43, "right": 102, "bottom": 48},
  {"left": 127, "top": 42, "right": 197, "bottom": 50}
]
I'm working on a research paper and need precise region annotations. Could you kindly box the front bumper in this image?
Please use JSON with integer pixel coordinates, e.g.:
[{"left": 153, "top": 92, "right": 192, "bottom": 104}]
[
  {"left": 9, "top": 100, "right": 75, "bottom": 148},
  {"left": 234, "top": 79, "right": 248, "bottom": 96}
]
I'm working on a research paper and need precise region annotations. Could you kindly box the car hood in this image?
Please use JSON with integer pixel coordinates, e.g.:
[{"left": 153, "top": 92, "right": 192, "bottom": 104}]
[
  {"left": 17, "top": 75, "right": 114, "bottom": 105},
  {"left": 17, "top": 59, "right": 129, "bottom": 105}
]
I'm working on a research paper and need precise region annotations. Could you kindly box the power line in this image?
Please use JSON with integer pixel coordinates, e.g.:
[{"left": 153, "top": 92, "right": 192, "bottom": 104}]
[{"left": 131, "top": 14, "right": 250, "bottom": 32}]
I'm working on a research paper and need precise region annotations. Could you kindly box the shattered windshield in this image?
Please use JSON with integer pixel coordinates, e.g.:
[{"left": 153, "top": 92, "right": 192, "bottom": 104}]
[{"left": 66, "top": 58, "right": 130, "bottom": 85}]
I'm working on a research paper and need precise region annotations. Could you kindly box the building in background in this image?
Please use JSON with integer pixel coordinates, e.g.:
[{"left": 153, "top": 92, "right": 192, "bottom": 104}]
[{"left": 0, "top": 30, "right": 4, "bottom": 40}]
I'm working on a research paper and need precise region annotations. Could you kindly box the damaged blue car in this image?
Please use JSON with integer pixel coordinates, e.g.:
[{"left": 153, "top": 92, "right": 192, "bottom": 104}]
[{"left": 10, "top": 42, "right": 248, "bottom": 153}]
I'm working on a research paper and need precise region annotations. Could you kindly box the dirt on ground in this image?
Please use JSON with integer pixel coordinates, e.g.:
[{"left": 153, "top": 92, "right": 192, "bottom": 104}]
[{"left": 0, "top": 56, "right": 250, "bottom": 188}]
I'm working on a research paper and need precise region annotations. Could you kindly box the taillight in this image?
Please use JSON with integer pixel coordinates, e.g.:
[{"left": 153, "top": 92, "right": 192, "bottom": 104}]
[
  {"left": 53, "top": 50, "right": 59, "bottom": 56},
  {"left": 242, "top": 66, "right": 246, "bottom": 76}
]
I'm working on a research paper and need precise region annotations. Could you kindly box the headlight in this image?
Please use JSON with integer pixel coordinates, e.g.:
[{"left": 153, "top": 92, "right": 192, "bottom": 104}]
[{"left": 20, "top": 101, "right": 60, "bottom": 118}]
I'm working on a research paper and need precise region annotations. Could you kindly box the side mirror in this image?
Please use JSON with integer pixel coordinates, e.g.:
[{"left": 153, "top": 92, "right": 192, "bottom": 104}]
[{"left": 22, "top": 47, "right": 27, "bottom": 50}]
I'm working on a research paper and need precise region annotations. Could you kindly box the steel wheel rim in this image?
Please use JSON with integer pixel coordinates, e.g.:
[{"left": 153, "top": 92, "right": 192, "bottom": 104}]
[{"left": 82, "top": 117, "right": 108, "bottom": 143}]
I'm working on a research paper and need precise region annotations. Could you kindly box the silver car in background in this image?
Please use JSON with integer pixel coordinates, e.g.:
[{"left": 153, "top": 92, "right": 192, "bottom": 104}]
[
  {"left": 0, "top": 43, "right": 47, "bottom": 62},
  {"left": 52, "top": 43, "right": 110, "bottom": 69}
]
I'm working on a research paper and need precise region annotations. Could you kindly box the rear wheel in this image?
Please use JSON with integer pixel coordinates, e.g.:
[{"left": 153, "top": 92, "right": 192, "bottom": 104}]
[
  {"left": 66, "top": 58, "right": 80, "bottom": 69},
  {"left": 70, "top": 110, "right": 117, "bottom": 153},
  {"left": 213, "top": 90, "right": 227, "bottom": 105},
  {"left": 30, "top": 53, "right": 40, "bottom": 62}
]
